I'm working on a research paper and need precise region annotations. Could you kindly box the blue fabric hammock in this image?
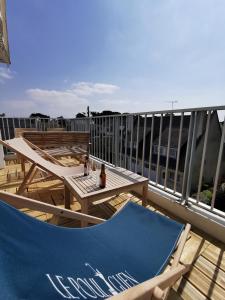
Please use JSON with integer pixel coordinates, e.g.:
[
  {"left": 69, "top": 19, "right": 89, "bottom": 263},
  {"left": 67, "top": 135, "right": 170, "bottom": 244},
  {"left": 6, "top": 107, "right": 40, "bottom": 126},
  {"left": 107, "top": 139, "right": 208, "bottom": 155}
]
[{"left": 0, "top": 200, "right": 184, "bottom": 300}]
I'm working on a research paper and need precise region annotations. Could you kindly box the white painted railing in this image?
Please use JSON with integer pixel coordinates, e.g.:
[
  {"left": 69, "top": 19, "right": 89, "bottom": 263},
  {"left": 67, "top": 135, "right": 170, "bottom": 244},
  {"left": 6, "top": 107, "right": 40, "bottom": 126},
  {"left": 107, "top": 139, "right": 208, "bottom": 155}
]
[
  {"left": 0, "top": 117, "right": 74, "bottom": 140},
  {"left": 1, "top": 106, "right": 225, "bottom": 219},
  {"left": 72, "top": 106, "right": 225, "bottom": 219}
]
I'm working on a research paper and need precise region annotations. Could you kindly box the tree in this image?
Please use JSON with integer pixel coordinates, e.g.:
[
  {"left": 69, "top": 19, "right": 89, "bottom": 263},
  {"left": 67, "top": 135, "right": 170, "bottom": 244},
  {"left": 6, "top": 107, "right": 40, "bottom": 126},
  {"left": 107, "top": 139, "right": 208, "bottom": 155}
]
[
  {"left": 76, "top": 110, "right": 121, "bottom": 117},
  {"left": 101, "top": 110, "right": 120, "bottom": 116},
  {"left": 76, "top": 113, "right": 86, "bottom": 118},
  {"left": 57, "top": 116, "right": 66, "bottom": 127},
  {"left": 29, "top": 113, "right": 50, "bottom": 119},
  {"left": 91, "top": 111, "right": 121, "bottom": 117}
]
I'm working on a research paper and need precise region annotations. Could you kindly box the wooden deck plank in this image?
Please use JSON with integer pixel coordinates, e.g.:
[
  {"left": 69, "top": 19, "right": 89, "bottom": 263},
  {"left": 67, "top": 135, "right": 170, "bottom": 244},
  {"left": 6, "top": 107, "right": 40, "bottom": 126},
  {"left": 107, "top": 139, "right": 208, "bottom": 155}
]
[
  {"left": 179, "top": 233, "right": 211, "bottom": 265},
  {"left": 172, "top": 277, "right": 207, "bottom": 300},
  {"left": 201, "top": 244, "right": 225, "bottom": 272},
  {"left": 184, "top": 265, "right": 225, "bottom": 300},
  {"left": 195, "top": 256, "right": 225, "bottom": 289}
]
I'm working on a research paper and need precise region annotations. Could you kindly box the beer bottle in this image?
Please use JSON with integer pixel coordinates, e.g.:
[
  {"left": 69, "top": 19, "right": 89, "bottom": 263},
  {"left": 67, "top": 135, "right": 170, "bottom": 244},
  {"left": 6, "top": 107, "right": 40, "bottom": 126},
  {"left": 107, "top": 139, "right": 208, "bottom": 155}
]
[
  {"left": 92, "top": 161, "right": 96, "bottom": 171},
  {"left": 99, "top": 164, "right": 106, "bottom": 188},
  {"left": 84, "top": 156, "right": 89, "bottom": 176}
]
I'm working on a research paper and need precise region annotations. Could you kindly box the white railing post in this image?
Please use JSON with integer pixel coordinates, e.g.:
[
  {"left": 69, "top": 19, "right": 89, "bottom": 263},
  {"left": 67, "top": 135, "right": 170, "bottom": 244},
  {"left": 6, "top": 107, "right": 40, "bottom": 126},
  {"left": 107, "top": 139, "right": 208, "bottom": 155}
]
[{"left": 0, "top": 131, "right": 5, "bottom": 169}]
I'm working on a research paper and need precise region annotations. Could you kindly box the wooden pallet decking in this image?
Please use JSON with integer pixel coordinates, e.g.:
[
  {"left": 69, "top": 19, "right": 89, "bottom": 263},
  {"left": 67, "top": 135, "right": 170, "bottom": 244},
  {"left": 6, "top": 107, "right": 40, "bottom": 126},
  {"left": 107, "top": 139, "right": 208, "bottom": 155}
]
[{"left": 0, "top": 159, "right": 225, "bottom": 300}]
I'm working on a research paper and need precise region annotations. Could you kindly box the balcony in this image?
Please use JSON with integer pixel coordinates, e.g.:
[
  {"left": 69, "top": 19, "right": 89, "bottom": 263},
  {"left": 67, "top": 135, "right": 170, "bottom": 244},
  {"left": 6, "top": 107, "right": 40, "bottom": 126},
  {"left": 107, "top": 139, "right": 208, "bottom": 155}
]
[{"left": 1, "top": 105, "right": 225, "bottom": 299}]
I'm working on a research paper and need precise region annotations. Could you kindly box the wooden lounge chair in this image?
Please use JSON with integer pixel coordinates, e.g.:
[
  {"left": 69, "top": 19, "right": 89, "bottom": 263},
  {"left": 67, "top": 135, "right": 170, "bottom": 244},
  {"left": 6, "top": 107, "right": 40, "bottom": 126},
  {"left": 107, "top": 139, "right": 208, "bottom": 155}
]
[
  {"left": 0, "top": 137, "right": 84, "bottom": 195},
  {"left": 0, "top": 191, "right": 191, "bottom": 300}
]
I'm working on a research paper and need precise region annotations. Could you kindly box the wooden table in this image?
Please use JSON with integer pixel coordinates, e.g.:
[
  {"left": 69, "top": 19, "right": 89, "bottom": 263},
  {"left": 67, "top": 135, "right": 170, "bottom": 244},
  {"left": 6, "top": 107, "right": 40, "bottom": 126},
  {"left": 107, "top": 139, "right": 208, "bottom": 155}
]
[{"left": 64, "top": 167, "right": 149, "bottom": 227}]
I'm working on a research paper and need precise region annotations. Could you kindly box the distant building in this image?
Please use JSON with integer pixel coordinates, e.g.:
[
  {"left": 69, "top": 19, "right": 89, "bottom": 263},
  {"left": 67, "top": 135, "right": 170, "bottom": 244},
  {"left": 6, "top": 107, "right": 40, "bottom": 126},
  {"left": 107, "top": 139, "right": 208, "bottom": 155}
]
[{"left": 117, "top": 112, "right": 224, "bottom": 194}]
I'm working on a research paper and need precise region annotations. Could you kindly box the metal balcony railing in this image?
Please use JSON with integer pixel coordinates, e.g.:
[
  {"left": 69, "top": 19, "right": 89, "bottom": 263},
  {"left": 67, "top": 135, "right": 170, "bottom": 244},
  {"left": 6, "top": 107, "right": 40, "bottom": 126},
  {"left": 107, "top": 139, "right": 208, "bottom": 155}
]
[
  {"left": 72, "top": 106, "right": 225, "bottom": 220},
  {"left": 1, "top": 106, "right": 225, "bottom": 220}
]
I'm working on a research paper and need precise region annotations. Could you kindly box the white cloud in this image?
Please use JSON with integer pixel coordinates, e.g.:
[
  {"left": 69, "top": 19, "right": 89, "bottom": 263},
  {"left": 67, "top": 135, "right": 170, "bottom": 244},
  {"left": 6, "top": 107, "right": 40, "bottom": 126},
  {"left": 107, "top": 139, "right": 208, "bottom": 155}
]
[
  {"left": 16, "top": 81, "right": 120, "bottom": 117},
  {"left": 26, "top": 88, "right": 85, "bottom": 103},
  {"left": 25, "top": 88, "right": 87, "bottom": 117},
  {"left": 71, "top": 82, "right": 120, "bottom": 96},
  {"left": 0, "top": 67, "right": 14, "bottom": 83},
  {"left": 26, "top": 82, "right": 119, "bottom": 100}
]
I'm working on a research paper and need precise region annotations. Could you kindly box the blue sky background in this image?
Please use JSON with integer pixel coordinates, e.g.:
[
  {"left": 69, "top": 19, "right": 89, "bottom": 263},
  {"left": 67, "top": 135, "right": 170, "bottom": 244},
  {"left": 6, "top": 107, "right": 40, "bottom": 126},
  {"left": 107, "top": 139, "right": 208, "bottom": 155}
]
[{"left": 0, "top": 0, "right": 225, "bottom": 117}]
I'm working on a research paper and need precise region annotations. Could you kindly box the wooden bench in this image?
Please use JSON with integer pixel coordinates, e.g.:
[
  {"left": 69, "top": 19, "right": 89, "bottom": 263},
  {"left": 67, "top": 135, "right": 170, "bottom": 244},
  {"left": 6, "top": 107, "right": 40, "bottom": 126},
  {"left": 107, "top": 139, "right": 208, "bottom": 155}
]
[
  {"left": 47, "top": 128, "right": 65, "bottom": 131},
  {"left": 15, "top": 128, "right": 37, "bottom": 138},
  {"left": 14, "top": 129, "right": 90, "bottom": 159},
  {"left": 22, "top": 131, "right": 89, "bottom": 150}
]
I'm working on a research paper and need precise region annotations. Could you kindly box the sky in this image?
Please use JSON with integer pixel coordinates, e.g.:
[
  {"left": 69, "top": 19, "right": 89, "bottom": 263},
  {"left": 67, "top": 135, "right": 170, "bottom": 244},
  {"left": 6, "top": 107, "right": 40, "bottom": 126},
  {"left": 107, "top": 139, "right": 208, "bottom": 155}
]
[{"left": 1, "top": 0, "right": 225, "bottom": 117}]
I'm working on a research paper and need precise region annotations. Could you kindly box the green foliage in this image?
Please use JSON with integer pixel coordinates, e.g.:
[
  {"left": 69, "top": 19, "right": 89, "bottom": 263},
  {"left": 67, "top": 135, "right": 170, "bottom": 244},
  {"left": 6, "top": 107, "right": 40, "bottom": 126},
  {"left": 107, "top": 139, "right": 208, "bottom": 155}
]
[{"left": 200, "top": 190, "right": 212, "bottom": 205}]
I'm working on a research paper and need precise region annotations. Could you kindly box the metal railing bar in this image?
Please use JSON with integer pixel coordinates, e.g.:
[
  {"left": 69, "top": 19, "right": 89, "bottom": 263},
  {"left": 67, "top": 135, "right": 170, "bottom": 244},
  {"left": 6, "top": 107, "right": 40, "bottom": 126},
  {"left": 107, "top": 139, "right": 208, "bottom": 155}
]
[
  {"left": 181, "top": 112, "right": 194, "bottom": 200},
  {"left": 164, "top": 113, "right": 173, "bottom": 189},
  {"left": 104, "top": 117, "right": 107, "bottom": 162},
  {"left": 114, "top": 116, "right": 119, "bottom": 166},
  {"left": 90, "top": 118, "right": 93, "bottom": 155},
  {"left": 156, "top": 114, "right": 163, "bottom": 184},
  {"left": 119, "top": 116, "right": 123, "bottom": 167},
  {"left": 135, "top": 115, "right": 140, "bottom": 173},
  {"left": 98, "top": 118, "right": 100, "bottom": 159},
  {"left": 211, "top": 117, "right": 225, "bottom": 210},
  {"left": 107, "top": 117, "right": 109, "bottom": 163},
  {"left": 12, "top": 118, "right": 15, "bottom": 138},
  {"left": 124, "top": 116, "right": 128, "bottom": 169},
  {"left": 2, "top": 118, "right": 6, "bottom": 140},
  {"left": 94, "top": 118, "right": 96, "bottom": 157},
  {"left": 141, "top": 114, "right": 147, "bottom": 176},
  {"left": 148, "top": 114, "right": 155, "bottom": 179},
  {"left": 129, "top": 115, "right": 134, "bottom": 171},
  {"left": 112, "top": 116, "right": 114, "bottom": 165},
  {"left": 173, "top": 112, "right": 184, "bottom": 193},
  {"left": 197, "top": 111, "right": 211, "bottom": 204},
  {"left": 185, "top": 111, "right": 198, "bottom": 200},
  {"left": 6, "top": 118, "right": 10, "bottom": 140},
  {"left": 101, "top": 117, "right": 103, "bottom": 161}
]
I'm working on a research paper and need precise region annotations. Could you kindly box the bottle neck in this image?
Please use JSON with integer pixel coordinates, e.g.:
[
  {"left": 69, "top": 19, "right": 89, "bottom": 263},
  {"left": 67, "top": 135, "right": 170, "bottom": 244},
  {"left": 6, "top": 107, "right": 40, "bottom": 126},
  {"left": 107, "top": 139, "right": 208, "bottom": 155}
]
[{"left": 100, "top": 164, "right": 105, "bottom": 174}]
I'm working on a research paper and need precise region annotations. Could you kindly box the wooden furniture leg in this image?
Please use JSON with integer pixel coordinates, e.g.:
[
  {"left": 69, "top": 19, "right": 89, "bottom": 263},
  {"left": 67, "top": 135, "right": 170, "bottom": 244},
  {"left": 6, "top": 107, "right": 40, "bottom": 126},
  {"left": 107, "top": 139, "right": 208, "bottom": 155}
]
[
  {"left": 64, "top": 185, "right": 71, "bottom": 209},
  {"left": 27, "top": 168, "right": 39, "bottom": 186},
  {"left": 17, "top": 164, "right": 36, "bottom": 195},
  {"left": 142, "top": 183, "right": 148, "bottom": 207},
  {"left": 20, "top": 157, "right": 26, "bottom": 173},
  {"left": 81, "top": 200, "right": 89, "bottom": 227}
]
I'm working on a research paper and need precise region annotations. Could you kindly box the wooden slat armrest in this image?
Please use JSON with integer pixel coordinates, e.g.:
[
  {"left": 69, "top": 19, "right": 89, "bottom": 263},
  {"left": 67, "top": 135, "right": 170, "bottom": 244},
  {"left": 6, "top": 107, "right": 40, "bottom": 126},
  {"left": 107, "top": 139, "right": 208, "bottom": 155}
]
[
  {"left": 0, "top": 191, "right": 105, "bottom": 225},
  {"left": 109, "top": 264, "right": 190, "bottom": 300}
]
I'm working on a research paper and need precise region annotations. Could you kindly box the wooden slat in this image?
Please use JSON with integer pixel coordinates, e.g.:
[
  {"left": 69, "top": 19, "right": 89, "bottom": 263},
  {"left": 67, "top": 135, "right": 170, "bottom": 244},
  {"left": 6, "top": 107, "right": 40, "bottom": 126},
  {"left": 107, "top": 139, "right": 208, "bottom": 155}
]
[
  {"left": 172, "top": 277, "right": 207, "bottom": 300},
  {"left": 201, "top": 244, "right": 225, "bottom": 272},
  {"left": 179, "top": 232, "right": 210, "bottom": 265},
  {"left": 14, "top": 128, "right": 36, "bottom": 138},
  {"left": 195, "top": 256, "right": 225, "bottom": 289},
  {"left": 185, "top": 265, "right": 225, "bottom": 300}
]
